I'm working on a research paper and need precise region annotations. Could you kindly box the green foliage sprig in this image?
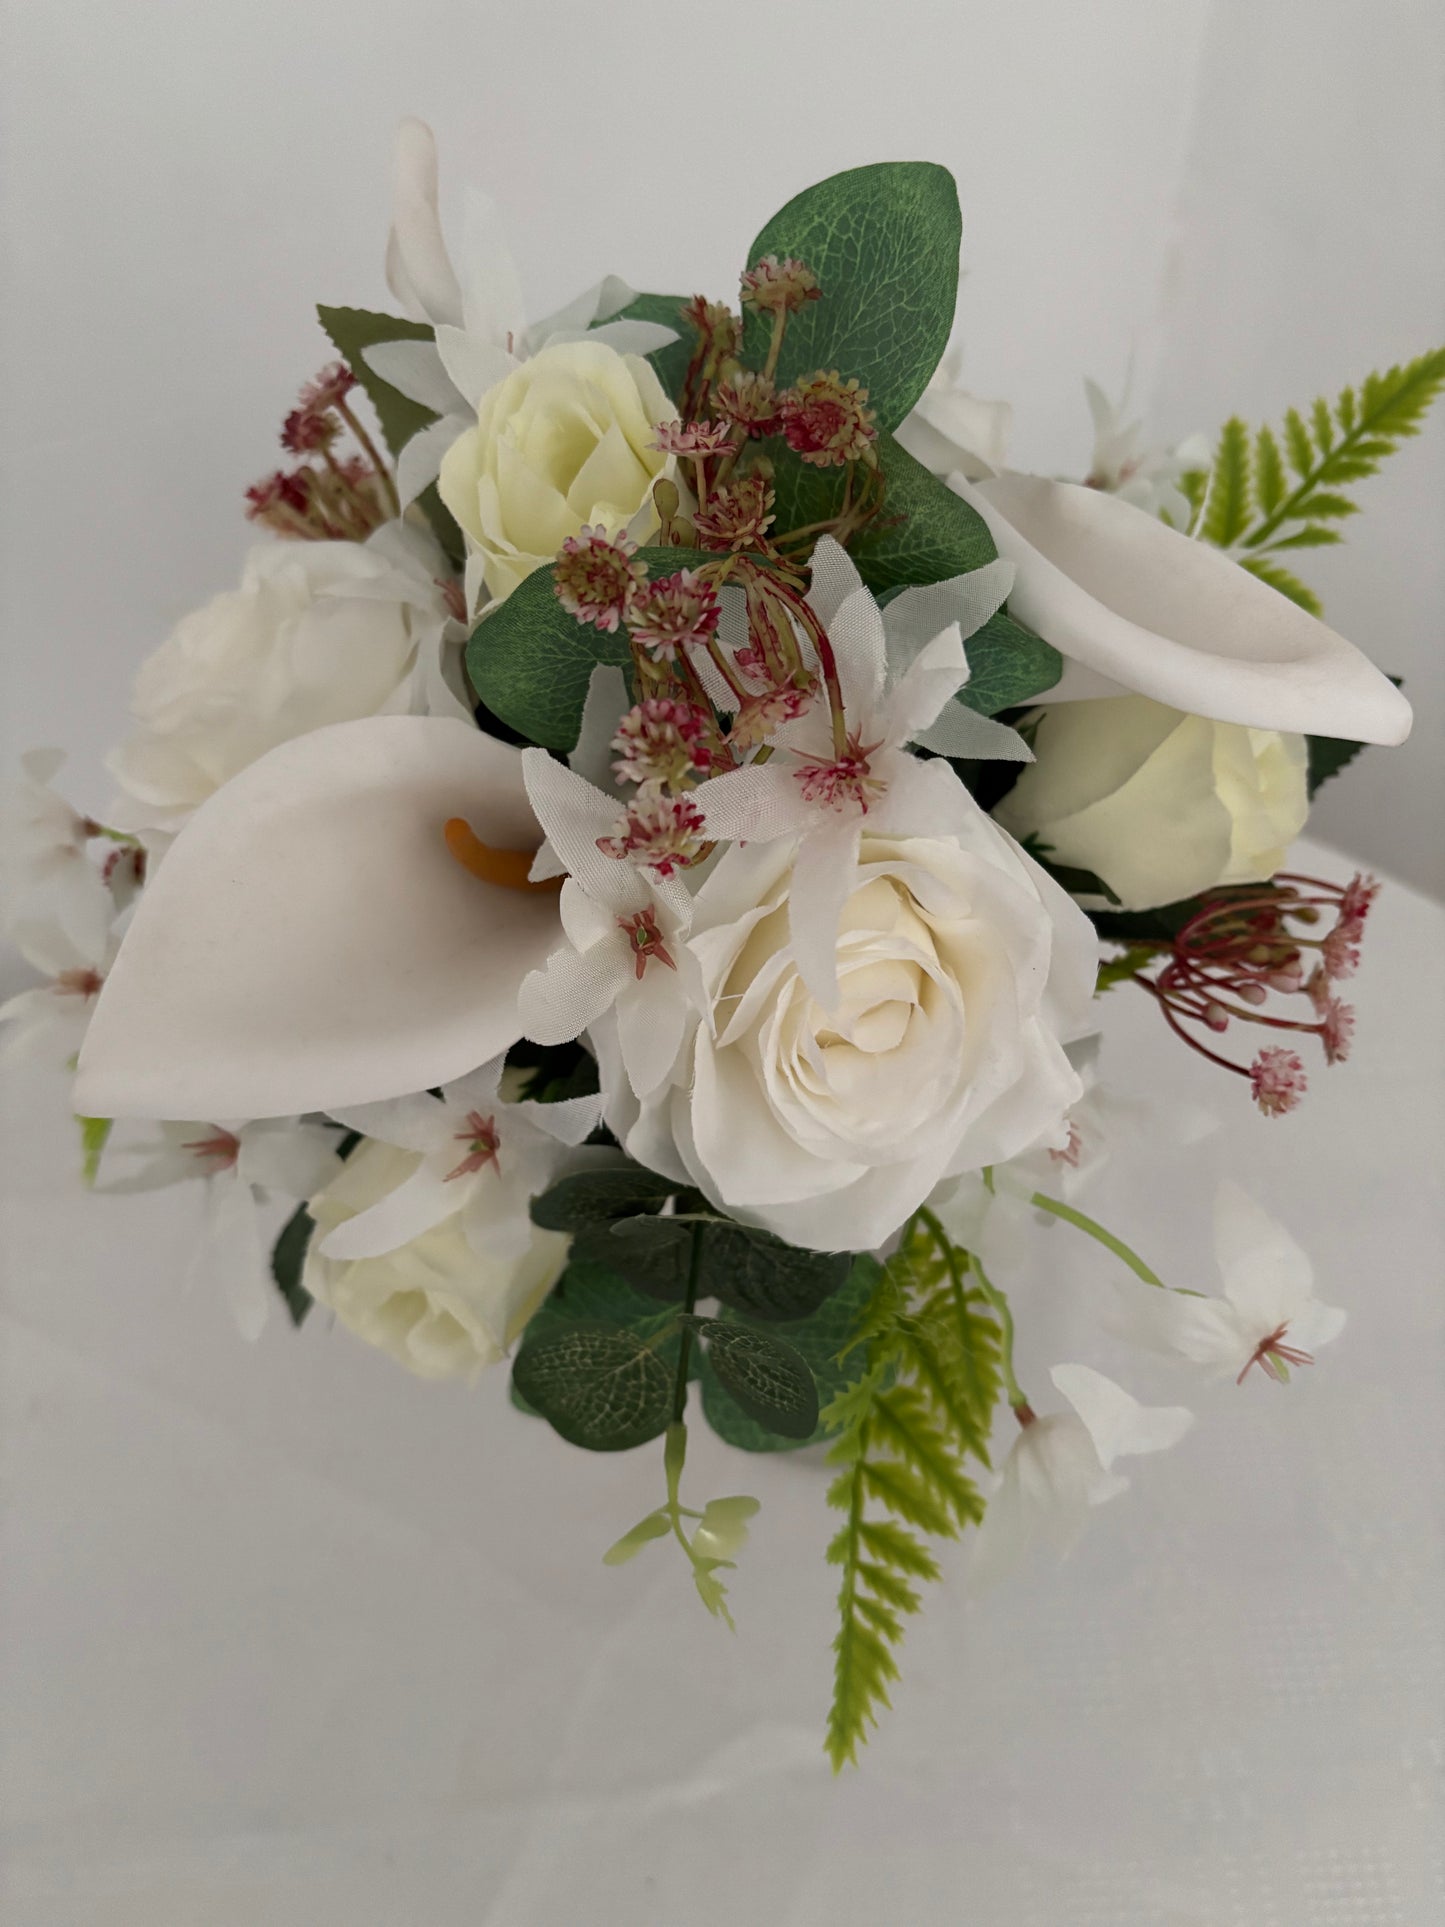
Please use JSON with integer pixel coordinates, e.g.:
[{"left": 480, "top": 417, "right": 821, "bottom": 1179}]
[
  {"left": 1186, "top": 347, "right": 1445, "bottom": 615},
  {"left": 823, "top": 1216, "right": 1002, "bottom": 1770}
]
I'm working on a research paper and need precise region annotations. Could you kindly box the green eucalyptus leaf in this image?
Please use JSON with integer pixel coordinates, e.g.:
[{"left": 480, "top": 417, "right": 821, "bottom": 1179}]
[
  {"left": 605, "top": 293, "right": 694, "bottom": 406},
  {"left": 466, "top": 544, "right": 711, "bottom": 750},
  {"left": 686, "top": 1317, "right": 819, "bottom": 1440},
  {"left": 951, "top": 610, "right": 1063, "bottom": 717},
  {"left": 700, "top": 1223, "right": 850, "bottom": 1322},
  {"left": 270, "top": 1201, "right": 316, "bottom": 1328},
  {"left": 745, "top": 163, "right": 961, "bottom": 431},
  {"left": 602, "top": 1508, "right": 672, "bottom": 1565},
  {"left": 512, "top": 1321, "right": 675, "bottom": 1452},
  {"left": 529, "top": 1163, "right": 681, "bottom": 1235},
  {"left": 698, "top": 1255, "right": 879, "bottom": 1453}
]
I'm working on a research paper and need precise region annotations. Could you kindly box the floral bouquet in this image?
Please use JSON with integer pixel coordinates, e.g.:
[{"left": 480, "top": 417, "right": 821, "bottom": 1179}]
[{"left": 7, "top": 122, "right": 1441, "bottom": 1766}]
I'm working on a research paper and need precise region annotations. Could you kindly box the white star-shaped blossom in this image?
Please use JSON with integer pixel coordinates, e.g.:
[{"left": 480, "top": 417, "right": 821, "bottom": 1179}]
[
  {"left": 319, "top": 1055, "right": 603, "bottom": 1267},
  {"left": 0, "top": 902, "right": 127, "bottom": 1069},
  {"left": 365, "top": 119, "right": 678, "bottom": 515},
  {"left": 970, "top": 1364, "right": 1194, "bottom": 1591},
  {"left": 691, "top": 537, "right": 1028, "bottom": 1005},
  {"left": 100, "top": 1117, "right": 343, "bottom": 1340},
  {"left": 1, "top": 748, "right": 116, "bottom": 958},
  {"left": 517, "top": 748, "right": 706, "bottom": 1100},
  {"left": 1112, "top": 1181, "right": 1345, "bottom": 1384}
]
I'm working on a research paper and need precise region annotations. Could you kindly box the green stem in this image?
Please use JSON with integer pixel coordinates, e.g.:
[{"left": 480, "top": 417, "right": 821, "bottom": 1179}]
[
  {"left": 671, "top": 1222, "right": 705, "bottom": 1421},
  {"left": 1027, "top": 1191, "right": 1167, "bottom": 1289}
]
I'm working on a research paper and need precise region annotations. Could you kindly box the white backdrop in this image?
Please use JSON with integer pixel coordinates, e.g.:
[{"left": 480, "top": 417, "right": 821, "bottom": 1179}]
[{"left": 2, "top": 0, "right": 1442, "bottom": 884}]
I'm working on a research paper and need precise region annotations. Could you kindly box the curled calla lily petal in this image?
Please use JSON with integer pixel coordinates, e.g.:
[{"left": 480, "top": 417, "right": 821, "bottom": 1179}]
[
  {"left": 74, "top": 717, "right": 561, "bottom": 1121},
  {"left": 952, "top": 472, "right": 1412, "bottom": 745}
]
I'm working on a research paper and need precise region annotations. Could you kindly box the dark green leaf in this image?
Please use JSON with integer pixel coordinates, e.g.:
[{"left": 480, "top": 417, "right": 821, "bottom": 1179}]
[
  {"left": 315, "top": 303, "right": 464, "bottom": 562},
  {"left": 952, "top": 609, "right": 1063, "bottom": 717},
  {"left": 605, "top": 293, "right": 694, "bottom": 406},
  {"left": 530, "top": 1163, "right": 681, "bottom": 1234},
  {"left": 512, "top": 1321, "right": 675, "bottom": 1451},
  {"left": 270, "top": 1202, "right": 316, "bottom": 1327},
  {"left": 686, "top": 1317, "right": 819, "bottom": 1440},
  {"left": 699, "top": 1255, "right": 879, "bottom": 1453},
  {"left": 605, "top": 1213, "right": 851, "bottom": 1316},
  {"left": 745, "top": 162, "right": 961, "bottom": 431},
  {"left": 467, "top": 543, "right": 711, "bottom": 749}
]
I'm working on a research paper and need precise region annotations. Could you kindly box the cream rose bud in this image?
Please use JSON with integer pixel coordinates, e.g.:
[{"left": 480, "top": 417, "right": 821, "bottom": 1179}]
[
  {"left": 438, "top": 339, "right": 675, "bottom": 603},
  {"left": 303, "top": 1139, "right": 569, "bottom": 1380},
  {"left": 995, "top": 695, "right": 1310, "bottom": 911},
  {"left": 107, "top": 533, "right": 455, "bottom": 833},
  {"left": 620, "top": 768, "right": 1098, "bottom": 1254}
]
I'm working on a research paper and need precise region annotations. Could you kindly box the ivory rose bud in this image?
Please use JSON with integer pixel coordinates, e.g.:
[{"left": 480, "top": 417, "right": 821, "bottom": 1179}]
[
  {"left": 995, "top": 695, "right": 1309, "bottom": 911},
  {"left": 618, "top": 766, "right": 1098, "bottom": 1254},
  {"left": 439, "top": 339, "right": 675, "bottom": 604},
  {"left": 303, "top": 1139, "right": 569, "bottom": 1380}
]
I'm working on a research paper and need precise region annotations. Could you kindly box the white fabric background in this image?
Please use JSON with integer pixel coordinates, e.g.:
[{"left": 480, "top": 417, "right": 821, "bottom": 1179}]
[
  {"left": 2, "top": 2, "right": 1443, "bottom": 1919},
  {"left": 1, "top": 839, "right": 1441, "bottom": 1924}
]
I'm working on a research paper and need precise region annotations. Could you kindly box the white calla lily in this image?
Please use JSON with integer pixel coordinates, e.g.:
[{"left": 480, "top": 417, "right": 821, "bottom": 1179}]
[
  {"left": 372, "top": 119, "right": 677, "bottom": 508},
  {"left": 73, "top": 716, "right": 563, "bottom": 1121},
  {"left": 951, "top": 472, "right": 1412, "bottom": 744}
]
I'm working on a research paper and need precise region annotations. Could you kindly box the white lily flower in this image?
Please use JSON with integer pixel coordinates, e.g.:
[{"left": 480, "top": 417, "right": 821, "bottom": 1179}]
[
  {"left": 320, "top": 1055, "right": 601, "bottom": 1265},
  {"left": 691, "top": 537, "right": 1024, "bottom": 1005},
  {"left": 1113, "top": 1181, "right": 1345, "bottom": 1384},
  {"left": 369, "top": 119, "right": 677, "bottom": 508},
  {"left": 1082, "top": 376, "right": 1211, "bottom": 524},
  {"left": 517, "top": 749, "right": 705, "bottom": 1100},
  {"left": 0, "top": 903, "right": 125, "bottom": 1069},
  {"left": 72, "top": 715, "right": 564, "bottom": 1122},
  {"left": 100, "top": 1117, "right": 343, "bottom": 1340},
  {"left": 949, "top": 471, "right": 1412, "bottom": 744},
  {"left": 0, "top": 749, "right": 116, "bottom": 958},
  {"left": 971, "top": 1364, "right": 1194, "bottom": 1590}
]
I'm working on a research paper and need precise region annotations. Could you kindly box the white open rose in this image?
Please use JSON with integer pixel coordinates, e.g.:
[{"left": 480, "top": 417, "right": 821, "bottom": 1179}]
[
  {"left": 303, "top": 1138, "right": 569, "bottom": 1380},
  {"left": 996, "top": 695, "right": 1309, "bottom": 910},
  {"left": 616, "top": 757, "right": 1098, "bottom": 1254},
  {"left": 439, "top": 339, "right": 675, "bottom": 606},
  {"left": 108, "top": 527, "right": 460, "bottom": 833}
]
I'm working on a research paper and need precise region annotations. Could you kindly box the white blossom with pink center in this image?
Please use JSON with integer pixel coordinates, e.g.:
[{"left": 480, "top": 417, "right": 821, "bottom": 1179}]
[
  {"left": 518, "top": 750, "right": 706, "bottom": 1102},
  {"left": 319, "top": 1056, "right": 602, "bottom": 1268},
  {"left": 1111, "top": 1180, "right": 1344, "bottom": 1385},
  {"left": 970, "top": 1364, "right": 1194, "bottom": 1591},
  {"left": 691, "top": 536, "right": 1028, "bottom": 1007},
  {"left": 99, "top": 1117, "right": 343, "bottom": 1340},
  {"left": 0, "top": 748, "right": 116, "bottom": 958}
]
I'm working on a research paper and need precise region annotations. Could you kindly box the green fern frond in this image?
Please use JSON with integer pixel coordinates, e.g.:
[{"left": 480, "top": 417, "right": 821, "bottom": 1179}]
[
  {"left": 1237, "top": 555, "right": 1323, "bottom": 617},
  {"left": 1192, "top": 348, "right": 1445, "bottom": 590},
  {"left": 822, "top": 1219, "right": 1002, "bottom": 1770},
  {"left": 1199, "top": 416, "right": 1252, "bottom": 546}
]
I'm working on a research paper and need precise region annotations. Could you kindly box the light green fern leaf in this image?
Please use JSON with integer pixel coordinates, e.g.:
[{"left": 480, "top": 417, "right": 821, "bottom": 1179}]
[
  {"left": 1199, "top": 416, "right": 1252, "bottom": 547},
  {"left": 822, "top": 1220, "right": 1001, "bottom": 1770},
  {"left": 1237, "top": 555, "right": 1323, "bottom": 618}
]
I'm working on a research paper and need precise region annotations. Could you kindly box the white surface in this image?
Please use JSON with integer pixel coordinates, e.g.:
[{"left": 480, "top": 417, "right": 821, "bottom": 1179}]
[
  {"left": 2, "top": 837, "right": 1442, "bottom": 1926},
  {"left": 2, "top": 0, "right": 1442, "bottom": 886}
]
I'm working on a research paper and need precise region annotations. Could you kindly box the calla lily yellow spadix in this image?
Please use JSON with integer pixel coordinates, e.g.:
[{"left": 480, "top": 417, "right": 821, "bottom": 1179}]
[{"left": 73, "top": 717, "right": 562, "bottom": 1121}]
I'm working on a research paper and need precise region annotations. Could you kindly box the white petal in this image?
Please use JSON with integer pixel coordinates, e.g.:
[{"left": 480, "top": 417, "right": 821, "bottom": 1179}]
[
  {"left": 395, "top": 414, "right": 467, "bottom": 508},
  {"left": 326, "top": 1091, "right": 450, "bottom": 1155},
  {"left": 74, "top": 717, "right": 561, "bottom": 1121},
  {"left": 1050, "top": 1362, "right": 1194, "bottom": 1469},
  {"left": 519, "top": 934, "right": 631, "bottom": 1046},
  {"left": 434, "top": 325, "right": 516, "bottom": 412},
  {"left": 568, "top": 665, "right": 629, "bottom": 791},
  {"left": 236, "top": 1119, "right": 343, "bottom": 1198},
  {"left": 786, "top": 816, "right": 862, "bottom": 1010},
  {"left": 457, "top": 189, "right": 527, "bottom": 351},
  {"left": 882, "top": 560, "right": 1014, "bottom": 673},
  {"left": 585, "top": 319, "right": 677, "bottom": 360},
  {"left": 319, "top": 1158, "right": 458, "bottom": 1260},
  {"left": 192, "top": 1174, "right": 272, "bottom": 1343},
  {"left": 361, "top": 339, "right": 459, "bottom": 417},
  {"left": 385, "top": 118, "right": 464, "bottom": 329},
  {"left": 694, "top": 764, "right": 813, "bottom": 844},
  {"left": 958, "top": 473, "right": 1412, "bottom": 743},
  {"left": 805, "top": 535, "right": 865, "bottom": 631},
  {"left": 916, "top": 703, "right": 1033, "bottom": 761}
]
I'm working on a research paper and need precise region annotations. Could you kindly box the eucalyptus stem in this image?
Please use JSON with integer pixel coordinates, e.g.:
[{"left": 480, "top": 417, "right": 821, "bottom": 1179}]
[{"left": 671, "top": 1221, "right": 705, "bottom": 1422}]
